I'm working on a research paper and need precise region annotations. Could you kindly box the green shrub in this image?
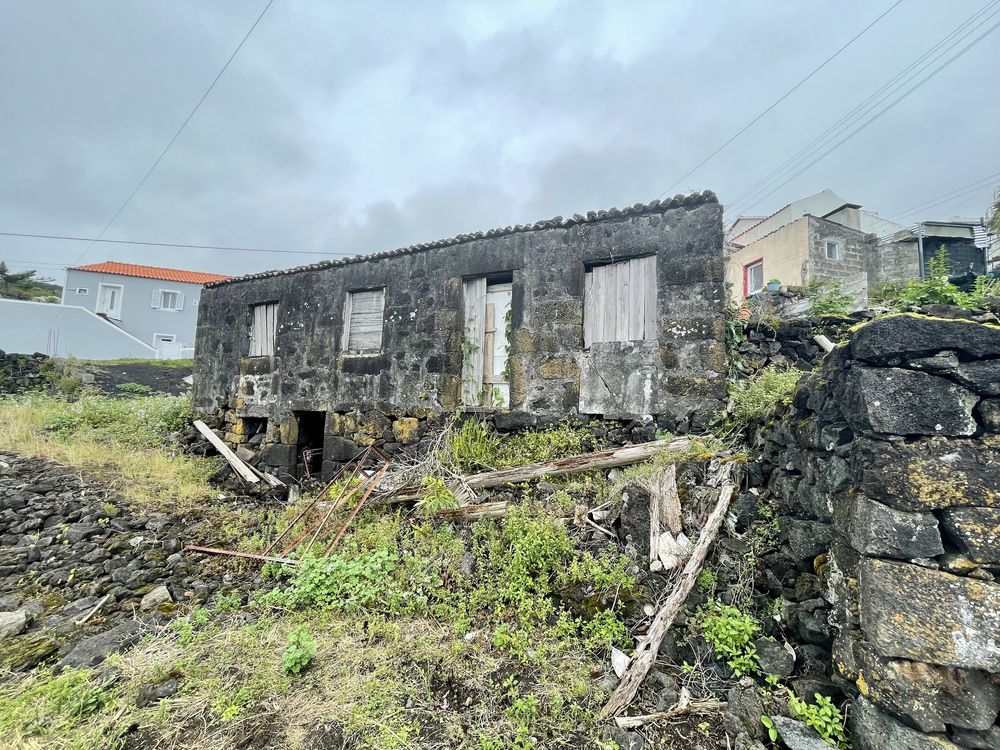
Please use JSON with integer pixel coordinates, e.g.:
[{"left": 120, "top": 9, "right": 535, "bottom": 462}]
[
  {"left": 807, "top": 279, "right": 853, "bottom": 317},
  {"left": 495, "top": 423, "right": 594, "bottom": 467},
  {"left": 264, "top": 545, "right": 399, "bottom": 613},
  {"left": 446, "top": 418, "right": 500, "bottom": 471},
  {"left": 725, "top": 366, "right": 803, "bottom": 434},
  {"left": 41, "top": 393, "right": 193, "bottom": 447},
  {"left": 881, "top": 247, "right": 998, "bottom": 311},
  {"left": 281, "top": 625, "right": 317, "bottom": 675}
]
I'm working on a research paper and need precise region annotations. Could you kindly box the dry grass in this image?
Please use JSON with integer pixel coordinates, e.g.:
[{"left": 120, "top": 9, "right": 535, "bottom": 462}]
[
  {"left": 0, "top": 609, "right": 606, "bottom": 750},
  {"left": 0, "top": 395, "right": 218, "bottom": 513}
]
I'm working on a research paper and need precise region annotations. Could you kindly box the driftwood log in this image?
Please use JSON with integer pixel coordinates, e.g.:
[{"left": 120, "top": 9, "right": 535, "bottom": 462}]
[{"left": 600, "top": 466, "right": 736, "bottom": 718}]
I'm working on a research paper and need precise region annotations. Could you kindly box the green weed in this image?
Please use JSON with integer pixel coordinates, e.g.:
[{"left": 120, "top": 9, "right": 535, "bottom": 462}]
[{"left": 281, "top": 626, "right": 317, "bottom": 675}]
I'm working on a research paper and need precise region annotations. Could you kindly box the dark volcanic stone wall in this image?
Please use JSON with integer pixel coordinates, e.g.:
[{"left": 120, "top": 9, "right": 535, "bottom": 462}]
[
  {"left": 0, "top": 351, "right": 50, "bottom": 394},
  {"left": 193, "top": 194, "right": 726, "bottom": 477},
  {"left": 754, "top": 314, "right": 1000, "bottom": 749}
]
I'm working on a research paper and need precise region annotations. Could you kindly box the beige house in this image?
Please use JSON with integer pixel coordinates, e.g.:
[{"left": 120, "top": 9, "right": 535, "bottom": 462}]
[{"left": 725, "top": 190, "right": 904, "bottom": 305}]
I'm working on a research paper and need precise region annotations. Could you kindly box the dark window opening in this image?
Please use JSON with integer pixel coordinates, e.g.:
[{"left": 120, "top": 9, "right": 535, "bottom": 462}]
[{"left": 294, "top": 410, "right": 326, "bottom": 478}]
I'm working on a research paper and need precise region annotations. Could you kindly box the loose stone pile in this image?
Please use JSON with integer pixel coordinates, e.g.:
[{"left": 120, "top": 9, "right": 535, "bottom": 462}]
[
  {"left": 751, "top": 314, "right": 1000, "bottom": 749},
  {"left": 0, "top": 453, "right": 239, "bottom": 671}
]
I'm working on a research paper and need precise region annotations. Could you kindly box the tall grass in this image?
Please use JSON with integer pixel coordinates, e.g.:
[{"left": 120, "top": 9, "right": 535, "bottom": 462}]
[{"left": 0, "top": 393, "right": 218, "bottom": 512}]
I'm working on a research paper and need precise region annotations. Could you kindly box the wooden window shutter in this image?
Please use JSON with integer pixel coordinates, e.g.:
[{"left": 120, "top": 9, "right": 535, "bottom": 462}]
[
  {"left": 583, "top": 256, "right": 656, "bottom": 345},
  {"left": 345, "top": 289, "right": 385, "bottom": 351},
  {"left": 151, "top": 289, "right": 161, "bottom": 309},
  {"left": 250, "top": 303, "right": 277, "bottom": 356}
]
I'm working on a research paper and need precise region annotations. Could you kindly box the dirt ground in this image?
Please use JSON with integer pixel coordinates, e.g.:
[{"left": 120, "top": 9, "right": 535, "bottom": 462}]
[{"left": 88, "top": 362, "right": 192, "bottom": 396}]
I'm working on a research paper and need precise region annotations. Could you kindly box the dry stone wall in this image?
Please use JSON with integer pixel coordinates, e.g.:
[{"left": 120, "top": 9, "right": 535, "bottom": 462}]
[
  {"left": 754, "top": 314, "right": 1000, "bottom": 749},
  {"left": 0, "top": 351, "right": 50, "bottom": 394}
]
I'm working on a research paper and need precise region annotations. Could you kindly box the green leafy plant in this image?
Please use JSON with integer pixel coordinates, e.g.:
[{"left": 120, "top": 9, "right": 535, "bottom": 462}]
[
  {"left": 788, "top": 693, "right": 850, "bottom": 748},
  {"left": 416, "top": 475, "right": 460, "bottom": 515},
  {"left": 446, "top": 417, "right": 500, "bottom": 471},
  {"left": 761, "top": 714, "right": 779, "bottom": 744},
  {"left": 691, "top": 599, "right": 759, "bottom": 676},
  {"left": 281, "top": 625, "right": 317, "bottom": 675}
]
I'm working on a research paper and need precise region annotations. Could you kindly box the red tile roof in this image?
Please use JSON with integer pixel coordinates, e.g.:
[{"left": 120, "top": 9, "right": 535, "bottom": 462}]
[{"left": 69, "top": 261, "right": 231, "bottom": 285}]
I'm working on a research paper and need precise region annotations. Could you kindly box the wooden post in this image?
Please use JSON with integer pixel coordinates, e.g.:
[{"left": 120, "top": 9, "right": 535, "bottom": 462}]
[{"left": 600, "top": 475, "right": 736, "bottom": 719}]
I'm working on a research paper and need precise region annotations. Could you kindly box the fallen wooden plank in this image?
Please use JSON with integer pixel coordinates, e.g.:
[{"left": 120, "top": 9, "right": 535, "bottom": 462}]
[
  {"left": 193, "top": 420, "right": 259, "bottom": 484},
  {"left": 601, "top": 469, "right": 736, "bottom": 718},
  {"left": 386, "top": 437, "right": 694, "bottom": 503},
  {"left": 184, "top": 544, "right": 299, "bottom": 566}
]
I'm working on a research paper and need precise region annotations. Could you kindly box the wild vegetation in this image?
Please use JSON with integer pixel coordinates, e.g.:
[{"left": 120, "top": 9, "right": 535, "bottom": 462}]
[
  {"left": 869, "top": 247, "right": 998, "bottom": 311},
  {"left": 0, "top": 392, "right": 218, "bottom": 511}
]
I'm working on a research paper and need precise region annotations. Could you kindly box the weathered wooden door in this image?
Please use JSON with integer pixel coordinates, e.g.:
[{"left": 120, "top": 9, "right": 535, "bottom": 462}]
[{"left": 462, "top": 279, "right": 512, "bottom": 407}]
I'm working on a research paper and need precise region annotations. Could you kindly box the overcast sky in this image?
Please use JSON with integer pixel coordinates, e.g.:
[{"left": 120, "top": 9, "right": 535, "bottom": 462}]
[{"left": 1, "top": 0, "right": 997, "bottom": 284}]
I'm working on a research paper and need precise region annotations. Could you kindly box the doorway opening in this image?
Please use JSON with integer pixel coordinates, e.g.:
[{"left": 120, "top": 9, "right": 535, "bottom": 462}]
[
  {"left": 294, "top": 410, "right": 326, "bottom": 478},
  {"left": 462, "top": 274, "right": 513, "bottom": 408}
]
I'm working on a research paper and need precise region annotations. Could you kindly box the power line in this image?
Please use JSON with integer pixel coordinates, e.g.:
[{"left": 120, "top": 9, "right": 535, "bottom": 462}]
[
  {"left": 656, "top": 0, "right": 904, "bottom": 199},
  {"left": 886, "top": 172, "right": 1000, "bottom": 222},
  {"left": 736, "top": 15, "right": 1000, "bottom": 214},
  {"left": 73, "top": 0, "right": 277, "bottom": 265},
  {"left": 727, "top": 0, "right": 1000, "bottom": 215},
  {"left": 0, "top": 231, "right": 353, "bottom": 258}
]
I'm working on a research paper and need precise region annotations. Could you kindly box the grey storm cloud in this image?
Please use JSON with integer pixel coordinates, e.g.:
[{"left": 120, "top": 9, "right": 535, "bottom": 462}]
[{"left": 0, "top": 0, "right": 997, "bottom": 283}]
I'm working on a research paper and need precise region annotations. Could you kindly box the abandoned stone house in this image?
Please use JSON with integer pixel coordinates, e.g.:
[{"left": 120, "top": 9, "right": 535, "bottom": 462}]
[{"left": 192, "top": 190, "right": 727, "bottom": 479}]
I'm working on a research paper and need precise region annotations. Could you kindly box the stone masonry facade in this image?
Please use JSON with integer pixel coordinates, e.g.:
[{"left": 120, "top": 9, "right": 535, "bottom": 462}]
[
  {"left": 193, "top": 192, "right": 727, "bottom": 479},
  {"left": 755, "top": 315, "right": 1000, "bottom": 749}
]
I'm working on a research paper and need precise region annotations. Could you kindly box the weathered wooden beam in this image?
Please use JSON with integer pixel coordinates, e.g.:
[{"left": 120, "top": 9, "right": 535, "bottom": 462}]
[
  {"left": 386, "top": 437, "right": 693, "bottom": 504},
  {"left": 193, "top": 420, "right": 259, "bottom": 484},
  {"left": 601, "top": 471, "right": 736, "bottom": 719}
]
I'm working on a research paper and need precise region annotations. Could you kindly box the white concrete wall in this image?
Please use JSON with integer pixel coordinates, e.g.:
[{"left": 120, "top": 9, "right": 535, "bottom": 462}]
[
  {"left": 62, "top": 270, "right": 205, "bottom": 351},
  {"left": 0, "top": 299, "right": 156, "bottom": 359}
]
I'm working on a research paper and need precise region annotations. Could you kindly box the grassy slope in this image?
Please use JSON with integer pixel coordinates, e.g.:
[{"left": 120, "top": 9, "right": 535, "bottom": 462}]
[{"left": 0, "top": 400, "right": 633, "bottom": 749}]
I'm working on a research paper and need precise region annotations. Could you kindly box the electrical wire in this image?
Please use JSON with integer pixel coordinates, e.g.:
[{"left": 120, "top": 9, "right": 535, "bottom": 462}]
[
  {"left": 734, "top": 14, "right": 1000, "bottom": 214},
  {"left": 656, "top": 0, "right": 905, "bottom": 199},
  {"left": 727, "top": 0, "right": 1000, "bottom": 215},
  {"left": 72, "top": 0, "right": 277, "bottom": 265},
  {"left": 0, "top": 231, "right": 353, "bottom": 257}
]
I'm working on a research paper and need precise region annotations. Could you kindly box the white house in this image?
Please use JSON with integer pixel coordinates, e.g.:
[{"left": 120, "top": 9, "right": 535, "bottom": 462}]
[{"left": 62, "top": 261, "right": 230, "bottom": 358}]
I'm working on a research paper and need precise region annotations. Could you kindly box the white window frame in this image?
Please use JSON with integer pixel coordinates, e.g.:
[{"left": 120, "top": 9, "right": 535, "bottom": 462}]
[
  {"left": 75, "top": 287, "right": 89, "bottom": 296},
  {"left": 155, "top": 288, "right": 184, "bottom": 311},
  {"left": 249, "top": 302, "right": 278, "bottom": 357},
  {"left": 342, "top": 288, "right": 385, "bottom": 353},
  {"left": 825, "top": 240, "right": 841, "bottom": 261},
  {"left": 96, "top": 283, "right": 124, "bottom": 320},
  {"left": 744, "top": 260, "right": 764, "bottom": 296},
  {"left": 583, "top": 256, "right": 657, "bottom": 347}
]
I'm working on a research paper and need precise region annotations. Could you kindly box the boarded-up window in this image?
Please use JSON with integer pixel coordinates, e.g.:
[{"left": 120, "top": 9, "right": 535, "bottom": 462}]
[
  {"left": 249, "top": 302, "right": 278, "bottom": 357},
  {"left": 583, "top": 256, "right": 656, "bottom": 347},
  {"left": 343, "top": 288, "right": 385, "bottom": 351}
]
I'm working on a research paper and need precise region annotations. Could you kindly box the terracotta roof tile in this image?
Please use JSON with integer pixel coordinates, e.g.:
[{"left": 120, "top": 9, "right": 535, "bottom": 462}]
[{"left": 69, "top": 261, "right": 230, "bottom": 285}]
